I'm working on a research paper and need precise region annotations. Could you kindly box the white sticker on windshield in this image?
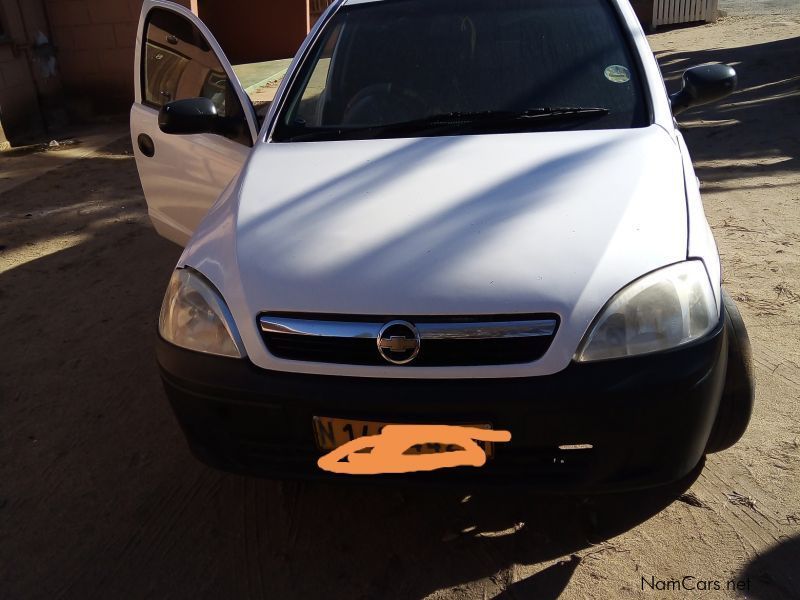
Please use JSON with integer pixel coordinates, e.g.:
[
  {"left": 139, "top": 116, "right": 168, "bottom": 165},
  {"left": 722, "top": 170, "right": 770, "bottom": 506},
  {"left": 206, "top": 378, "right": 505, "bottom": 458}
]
[{"left": 604, "top": 65, "right": 631, "bottom": 83}]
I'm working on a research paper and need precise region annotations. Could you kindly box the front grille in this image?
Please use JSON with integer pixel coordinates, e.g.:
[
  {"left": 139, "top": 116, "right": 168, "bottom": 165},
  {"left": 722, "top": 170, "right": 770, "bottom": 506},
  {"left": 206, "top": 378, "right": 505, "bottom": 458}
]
[{"left": 259, "top": 314, "right": 558, "bottom": 367}]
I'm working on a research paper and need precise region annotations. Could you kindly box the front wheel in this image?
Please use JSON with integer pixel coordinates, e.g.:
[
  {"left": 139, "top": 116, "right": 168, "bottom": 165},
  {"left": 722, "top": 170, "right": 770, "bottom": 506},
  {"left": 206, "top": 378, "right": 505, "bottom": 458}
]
[{"left": 706, "top": 289, "right": 755, "bottom": 453}]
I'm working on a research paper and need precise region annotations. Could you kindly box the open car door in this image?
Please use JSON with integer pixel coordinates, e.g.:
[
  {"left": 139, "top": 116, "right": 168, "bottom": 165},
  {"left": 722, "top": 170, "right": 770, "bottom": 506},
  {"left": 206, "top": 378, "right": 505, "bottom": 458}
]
[{"left": 131, "top": 0, "right": 259, "bottom": 246}]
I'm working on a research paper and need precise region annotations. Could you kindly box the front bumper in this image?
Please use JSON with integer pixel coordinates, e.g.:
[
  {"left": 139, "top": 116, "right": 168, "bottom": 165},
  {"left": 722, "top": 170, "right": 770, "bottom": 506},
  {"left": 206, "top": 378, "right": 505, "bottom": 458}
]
[{"left": 157, "top": 317, "right": 727, "bottom": 493}]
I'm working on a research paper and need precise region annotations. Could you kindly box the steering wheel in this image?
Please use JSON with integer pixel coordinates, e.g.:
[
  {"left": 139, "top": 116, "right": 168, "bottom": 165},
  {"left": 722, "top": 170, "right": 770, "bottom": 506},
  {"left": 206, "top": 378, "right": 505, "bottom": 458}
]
[{"left": 342, "top": 83, "right": 428, "bottom": 126}]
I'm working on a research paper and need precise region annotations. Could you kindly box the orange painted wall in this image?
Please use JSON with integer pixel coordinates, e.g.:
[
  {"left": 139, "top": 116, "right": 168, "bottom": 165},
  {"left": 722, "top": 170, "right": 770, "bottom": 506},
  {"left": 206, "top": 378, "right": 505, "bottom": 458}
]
[{"left": 195, "top": 0, "right": 308, "bottom": 64}]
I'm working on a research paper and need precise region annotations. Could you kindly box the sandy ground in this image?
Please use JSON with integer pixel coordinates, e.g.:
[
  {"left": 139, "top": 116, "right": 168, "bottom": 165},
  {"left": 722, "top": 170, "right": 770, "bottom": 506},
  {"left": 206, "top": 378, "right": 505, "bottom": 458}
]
[{"left": 1, "top": 9, "right": 799, "bottom": 600}]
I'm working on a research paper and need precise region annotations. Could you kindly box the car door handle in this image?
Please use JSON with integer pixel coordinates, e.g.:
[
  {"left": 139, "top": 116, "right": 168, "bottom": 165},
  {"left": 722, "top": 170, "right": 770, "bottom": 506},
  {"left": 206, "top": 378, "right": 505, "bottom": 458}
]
[{"left": 137, "top": 133, "right": 155, "bottom": 158}]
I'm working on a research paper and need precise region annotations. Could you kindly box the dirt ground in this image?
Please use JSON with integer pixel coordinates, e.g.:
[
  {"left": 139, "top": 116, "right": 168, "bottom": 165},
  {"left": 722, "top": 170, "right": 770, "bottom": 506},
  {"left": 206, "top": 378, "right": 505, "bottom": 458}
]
[{"left": 1, "top": 8, "right": 799, "bottom": 600}]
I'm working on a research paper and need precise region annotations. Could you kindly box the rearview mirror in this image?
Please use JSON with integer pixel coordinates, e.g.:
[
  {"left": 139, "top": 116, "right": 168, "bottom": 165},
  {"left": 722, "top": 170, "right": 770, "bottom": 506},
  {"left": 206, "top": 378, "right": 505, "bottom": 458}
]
[
  {"left": 158, "top": 97, "right": 226, "bottom": 136},
  {"left": 670, "top": 64, "right": 738, "bottom": 116}
]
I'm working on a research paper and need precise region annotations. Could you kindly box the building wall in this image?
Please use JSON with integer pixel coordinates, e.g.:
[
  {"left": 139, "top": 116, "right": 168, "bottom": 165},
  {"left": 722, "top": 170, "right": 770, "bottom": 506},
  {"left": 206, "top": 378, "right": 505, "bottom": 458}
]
[
  {"left": 44, "top": 0, "right": 192, "bottom": 114},
  {"left": 630, "top": 0, "right": 656, "bottom": 28},
  {"left": 0, "top": 0, "right": 58, "bottom": 146},
  {"left": 195, "top": 0, "right": 308, "bottom": 65},
  {"left": 2, "top": 0, "right": 309, "bottom": 145}
]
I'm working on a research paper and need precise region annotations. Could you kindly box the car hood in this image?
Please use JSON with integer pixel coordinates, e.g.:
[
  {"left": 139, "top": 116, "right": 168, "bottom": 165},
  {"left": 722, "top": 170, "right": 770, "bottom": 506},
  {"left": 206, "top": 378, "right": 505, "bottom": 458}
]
[{"left": 190, "top": 125, "right": 688, "bottom": 377}]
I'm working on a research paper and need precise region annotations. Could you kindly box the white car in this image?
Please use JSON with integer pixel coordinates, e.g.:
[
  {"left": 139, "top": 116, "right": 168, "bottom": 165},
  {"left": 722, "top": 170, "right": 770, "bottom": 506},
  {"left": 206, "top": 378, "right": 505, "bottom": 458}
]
[{"left": 132, "top": 0, "right": 754, "bottom": 489}]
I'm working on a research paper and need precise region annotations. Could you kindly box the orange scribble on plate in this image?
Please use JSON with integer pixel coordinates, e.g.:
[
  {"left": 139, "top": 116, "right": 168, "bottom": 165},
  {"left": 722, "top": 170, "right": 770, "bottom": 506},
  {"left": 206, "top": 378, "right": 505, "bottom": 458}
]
[{"left": 317, "top": 425, "right": 512, "bottom": 475}]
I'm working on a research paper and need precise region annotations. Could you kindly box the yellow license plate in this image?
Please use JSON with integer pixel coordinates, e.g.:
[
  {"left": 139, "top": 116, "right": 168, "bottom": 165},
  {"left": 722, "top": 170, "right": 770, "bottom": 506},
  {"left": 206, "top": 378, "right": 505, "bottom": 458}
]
[{"left": 312, "top": 417, "right": 495, "bottom": 458}]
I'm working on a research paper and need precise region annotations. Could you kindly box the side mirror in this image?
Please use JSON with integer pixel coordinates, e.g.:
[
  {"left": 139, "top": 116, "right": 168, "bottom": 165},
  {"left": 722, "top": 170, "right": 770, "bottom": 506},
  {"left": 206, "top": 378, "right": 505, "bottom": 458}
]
[
  {"left": 158, "top": 97, "right": 226, "bottom": 135},
  {"left": 670, "top": 64, "right": 737, "bottom": 116}
]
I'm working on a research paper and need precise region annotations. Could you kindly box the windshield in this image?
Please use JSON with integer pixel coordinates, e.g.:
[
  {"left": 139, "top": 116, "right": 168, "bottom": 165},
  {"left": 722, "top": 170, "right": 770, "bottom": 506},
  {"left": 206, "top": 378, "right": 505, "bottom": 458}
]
[{"left": 272, "top": 0, "right": 649, "bottom": 142}]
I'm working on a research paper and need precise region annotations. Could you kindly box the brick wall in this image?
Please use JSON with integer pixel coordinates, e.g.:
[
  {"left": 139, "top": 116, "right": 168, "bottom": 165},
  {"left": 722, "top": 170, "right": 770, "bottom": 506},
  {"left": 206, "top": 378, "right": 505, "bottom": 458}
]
[{"left": 45, "top": 0, "right": 192, "bottom": 113}]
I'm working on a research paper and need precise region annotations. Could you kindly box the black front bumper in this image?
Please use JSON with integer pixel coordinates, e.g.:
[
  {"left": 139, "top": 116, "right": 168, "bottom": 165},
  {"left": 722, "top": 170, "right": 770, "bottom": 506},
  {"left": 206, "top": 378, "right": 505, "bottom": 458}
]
[{"left": 157, "top": 318, "right": 727, "bottom": 493}]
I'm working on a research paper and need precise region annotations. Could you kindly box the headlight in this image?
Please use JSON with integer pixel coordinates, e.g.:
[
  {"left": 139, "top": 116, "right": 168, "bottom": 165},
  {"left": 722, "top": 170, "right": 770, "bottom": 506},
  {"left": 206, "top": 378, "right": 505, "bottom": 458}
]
[
  {"left": 159, "top": 268, "right": 246, "bottom": 358},
  {"left": 575, "top": 261, "right": 718, "bottom": 362}
]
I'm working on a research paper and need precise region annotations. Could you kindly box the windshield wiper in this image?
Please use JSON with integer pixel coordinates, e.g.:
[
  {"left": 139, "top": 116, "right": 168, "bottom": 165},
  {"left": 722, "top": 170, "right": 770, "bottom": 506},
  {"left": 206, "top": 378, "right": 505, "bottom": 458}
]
[
  {"left": 381, "top": 107, "right": 610, "bottom": 132},
  {"left": 419, "top": 106, "right": 609, "bottom": 123},
  {"left": 282, "top": 107, "right": 610, "bottom": 142},
  {"left": 521, "top": 106, "right": 610, "bottom": 118}
]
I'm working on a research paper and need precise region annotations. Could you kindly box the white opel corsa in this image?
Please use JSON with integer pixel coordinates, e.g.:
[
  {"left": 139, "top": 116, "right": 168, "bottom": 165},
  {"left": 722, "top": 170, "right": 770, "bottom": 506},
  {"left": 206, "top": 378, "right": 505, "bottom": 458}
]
[{"left": 131, "top": 0, "right": 754, "bottom": 490}]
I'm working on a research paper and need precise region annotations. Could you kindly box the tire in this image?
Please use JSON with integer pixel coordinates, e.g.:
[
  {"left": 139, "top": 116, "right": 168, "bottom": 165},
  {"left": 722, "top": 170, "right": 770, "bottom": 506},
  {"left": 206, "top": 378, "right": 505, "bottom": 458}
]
[{"left": 706, "top": 289, "right": 755, "bottom": 453}]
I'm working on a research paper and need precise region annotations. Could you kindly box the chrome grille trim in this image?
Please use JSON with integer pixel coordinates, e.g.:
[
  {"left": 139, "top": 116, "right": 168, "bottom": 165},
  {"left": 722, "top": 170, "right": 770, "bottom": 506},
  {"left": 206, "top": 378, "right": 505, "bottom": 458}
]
[
  {"left": 416, "top": 321, "right": 556, "bottom": 340},
  {"left": 259, "top": 318, "right": 380, "bottom": 339},
  {"left": 259, "top": 317, "right": 557, "bottom": 340}
]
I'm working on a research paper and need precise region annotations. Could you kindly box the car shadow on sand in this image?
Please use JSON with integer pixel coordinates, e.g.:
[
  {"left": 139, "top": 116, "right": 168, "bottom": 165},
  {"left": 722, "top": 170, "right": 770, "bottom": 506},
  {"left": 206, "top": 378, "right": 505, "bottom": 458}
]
[
  {"left": 225, "top": 466, "right": 702, "bottom": 600},
  {"left": 740, "top": 533, "right": 800, "bottom": 599},
  {"left": 655, "top": 35, "right": 799, "bottom": 190},
  {"left": 0, "top": 137, "right": 703, "bottom": 598}
]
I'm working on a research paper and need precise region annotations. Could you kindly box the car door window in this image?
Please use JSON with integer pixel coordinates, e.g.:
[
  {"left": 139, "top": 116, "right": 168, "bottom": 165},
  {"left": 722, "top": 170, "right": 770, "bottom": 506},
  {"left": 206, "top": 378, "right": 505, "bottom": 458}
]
[{"left": 142, "top": 8, "right": 251, "bottom": 145}]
